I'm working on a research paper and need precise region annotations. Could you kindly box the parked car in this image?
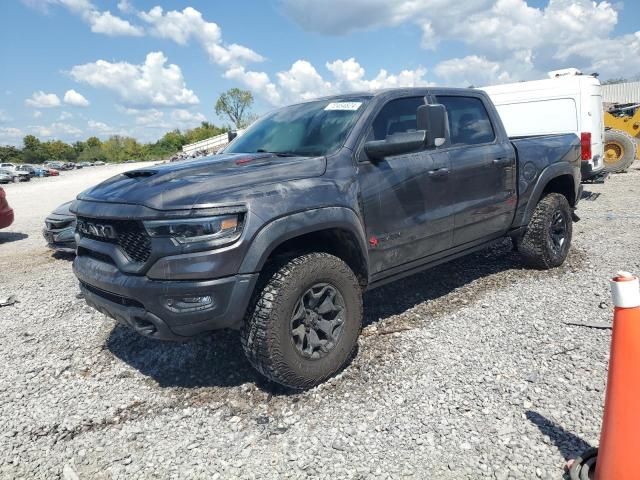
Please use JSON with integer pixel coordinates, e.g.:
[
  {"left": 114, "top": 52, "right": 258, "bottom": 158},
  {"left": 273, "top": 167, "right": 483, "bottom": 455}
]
[
  {"left": 16, "top": 164, "right": 37, "bottom": 177},
  {"left": 44, "top": 161, "right": 66, "bottom": 170},
  {"left": 0, "top": 162, "right": 17, "bottom": 171},
  {"left": 33, "top": 166, "right": 50, "bottom": 177},
  {"left": 46, "top": 168, "right": 60, "bottom": 176},
  {"left": 77, "top": 161, "right": 92, "bottom": 168},
  {"left": 0, "top": 187, "right": 14, "bottom": 229},
  {"left": 72, "top": 87, "right": 582, "bottom": 389},
  {"left": 43, "top": 201, "right": 76, "bottom": 253},
  {"left": 93, "top": 161, "right": 106, "bottom": 166},
  {"left": 482, "top": 68, "right": 605, "bottom": 182},
  {"left": 0, "top": 168, "right": 29, "bottom": 182},
  {"left": 0, "top": 170, "right": 13, "bottom": 184}
]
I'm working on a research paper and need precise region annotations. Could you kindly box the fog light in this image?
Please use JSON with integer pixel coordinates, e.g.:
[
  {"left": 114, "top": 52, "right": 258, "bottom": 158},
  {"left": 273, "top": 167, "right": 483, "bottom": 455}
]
[{"left": 164, "top": 295, "right": 214, "bottom": 313}]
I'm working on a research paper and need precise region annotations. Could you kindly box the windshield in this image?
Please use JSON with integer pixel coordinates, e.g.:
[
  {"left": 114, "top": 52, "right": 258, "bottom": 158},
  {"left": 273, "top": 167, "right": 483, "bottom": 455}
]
[{"left": 224, "top": 97, "right": 370, "bottom": 157}]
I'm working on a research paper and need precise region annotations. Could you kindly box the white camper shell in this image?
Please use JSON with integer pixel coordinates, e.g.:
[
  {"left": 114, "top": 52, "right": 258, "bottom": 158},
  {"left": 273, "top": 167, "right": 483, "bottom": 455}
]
[{"left": 481, "top": 69, "right": 604, "bottom": 180}]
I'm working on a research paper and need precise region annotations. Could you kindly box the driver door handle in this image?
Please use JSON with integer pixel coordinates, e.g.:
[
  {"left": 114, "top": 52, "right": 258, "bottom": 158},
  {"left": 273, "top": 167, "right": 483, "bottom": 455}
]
[
  {"left": 428, "top": 167, "right": 450, "bottom": 178},
  {"left": 493, "top": 157, "right": 512, "bottom": 166}
]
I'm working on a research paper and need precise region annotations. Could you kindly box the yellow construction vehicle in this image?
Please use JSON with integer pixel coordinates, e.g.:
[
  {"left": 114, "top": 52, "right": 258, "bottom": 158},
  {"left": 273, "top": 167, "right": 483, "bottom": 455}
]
[{"left": 603, "top": 103, "right": 640, "bottom": 172}]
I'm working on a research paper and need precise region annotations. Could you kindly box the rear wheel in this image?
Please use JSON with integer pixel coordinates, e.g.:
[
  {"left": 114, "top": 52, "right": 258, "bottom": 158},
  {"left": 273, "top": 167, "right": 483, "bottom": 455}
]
[
  {"left": 518, "top": 193, "right": 572, "bottom": 269},
  {"left": 603, "top": 129, "right": 636, "bottom": 173},
  {"left": 241, "top": 252, "right": 363, "bottom": 390}
]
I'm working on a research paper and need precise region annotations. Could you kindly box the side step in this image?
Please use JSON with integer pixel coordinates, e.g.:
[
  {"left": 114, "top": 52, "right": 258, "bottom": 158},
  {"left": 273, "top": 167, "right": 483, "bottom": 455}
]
[{"left": 582, "top": 171, "right": 610, "bottom": 184}]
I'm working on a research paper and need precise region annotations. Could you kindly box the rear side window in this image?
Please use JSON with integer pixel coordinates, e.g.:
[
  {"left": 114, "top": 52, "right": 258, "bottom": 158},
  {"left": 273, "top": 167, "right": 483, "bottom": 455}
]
[
  {"left": 436, "top": 96, "right": 495, "bottom": 146},
  {"left": 371, "top": 97, "right": 426, "bottom": 141}
]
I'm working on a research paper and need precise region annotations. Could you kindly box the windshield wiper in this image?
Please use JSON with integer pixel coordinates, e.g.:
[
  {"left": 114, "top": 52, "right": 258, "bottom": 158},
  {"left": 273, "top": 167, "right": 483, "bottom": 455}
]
[{"left": 255, "top": 149, "right": 301, "bottom": 157}]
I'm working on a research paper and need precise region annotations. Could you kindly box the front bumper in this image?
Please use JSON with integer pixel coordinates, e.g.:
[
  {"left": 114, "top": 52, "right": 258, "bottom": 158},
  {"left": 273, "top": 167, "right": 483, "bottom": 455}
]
[
  {"left": 73, "top": 254, "right": 258, "bottom": 341},
  {"left": 43, "top": 226, "right": 76, "bottom": 252}
]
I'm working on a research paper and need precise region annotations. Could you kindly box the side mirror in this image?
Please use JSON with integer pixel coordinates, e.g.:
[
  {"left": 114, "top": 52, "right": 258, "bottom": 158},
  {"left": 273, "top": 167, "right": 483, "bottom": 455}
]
[
  {"left": 227, "top": 130, "right": 238, "bottom": 142},
  {"left": 417, "top": 104, "right": 447, "bottom": 147},
  {"left": 364, "top": 130, "right": 427, "bottom": 161}
]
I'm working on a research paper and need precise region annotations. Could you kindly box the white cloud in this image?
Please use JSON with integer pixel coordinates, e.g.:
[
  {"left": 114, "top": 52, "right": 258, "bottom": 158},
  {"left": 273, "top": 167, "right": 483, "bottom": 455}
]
[
  {"left": 224, "top": 67, "right": 282, "bottom": 105},
  {"left": 171, "top": 109, "right": 206, "bottom": 125},
  {"left": 27, "top": 122, "right": 82, "bottom": 139},
  {"left": 70, "top": 51, "right": 199, "bottom": 107},
  {"left": 57, "top": 0, "right": 143, "bottom": 36},
  {"left": 87, "top": 119, "right": 111, "bottom": 131},
  {"left": 0, "top": 127, "right": 23, "bottom": 144},
  {"left": 326, "top": 58, "right": 430, "bottom": 91},
  {"left": 435, "top": 55, "right": 512, "bottom": 86},
  {"left": 117, "top": 0, "right": 134, "bottom": 14},
  {"left": 227, "top": 57, "right": 430, "bottom": 105},
  {"left": 59, "top": 111, "right": 73, "bottom": 120},
  {"left": 276, "top": 60, "right": 333, "bottom": 102},
  {"left": 281, "top": 0, "right": 637, "bottom": 83},
  {"left": 139, "top": 6, "right": 263, "bottom": 67},
  {"left": 25, "top": 91, "right": 61, "bottom": 108},
  {"left": 87, "top": 9, "right": 143, "bottom": 36},
  {"left": 117, "top": 106, "right": 207, "bottom": 131},
  {"left": 51, "top": 122, "right": 83, "bottom": 136},
  {"left": 33, "top": 111, "right": 43, "bottom": 119},
  {"left": 63, "top": 89, "right": 90, "bottom": 107}
]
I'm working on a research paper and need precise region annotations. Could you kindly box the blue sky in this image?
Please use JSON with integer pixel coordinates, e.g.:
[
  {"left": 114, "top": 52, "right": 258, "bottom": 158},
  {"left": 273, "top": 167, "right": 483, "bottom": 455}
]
[{"left": 1, "top": 0, "right": 639, "bottom": 146}]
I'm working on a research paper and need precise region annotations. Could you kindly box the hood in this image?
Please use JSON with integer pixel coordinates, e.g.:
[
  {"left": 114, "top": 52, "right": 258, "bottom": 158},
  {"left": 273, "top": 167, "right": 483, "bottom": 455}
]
[
  {"left": 52, "top": 201, "right": 74, "bottom": 217},
  {"left": 76, "top": 153, "right": 327, "bottom": 211}
]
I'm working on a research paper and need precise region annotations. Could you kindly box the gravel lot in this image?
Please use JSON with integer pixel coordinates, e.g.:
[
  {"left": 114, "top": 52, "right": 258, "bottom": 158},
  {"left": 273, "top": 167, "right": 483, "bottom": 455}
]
[{"left": 1, "top": 162, "right": 639, "bottom": 479}]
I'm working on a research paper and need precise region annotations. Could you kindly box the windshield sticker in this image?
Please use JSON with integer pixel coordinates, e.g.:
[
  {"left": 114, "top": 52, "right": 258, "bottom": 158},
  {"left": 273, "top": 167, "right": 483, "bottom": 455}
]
[{"left": 324, "top": 102, "right": 363, "bottom": 111}]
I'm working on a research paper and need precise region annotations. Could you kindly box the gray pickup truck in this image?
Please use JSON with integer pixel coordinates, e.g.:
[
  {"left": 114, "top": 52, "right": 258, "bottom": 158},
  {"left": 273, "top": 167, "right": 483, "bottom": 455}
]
[{"left": 71, "top": 88, "right": 581, "bottom": 389}]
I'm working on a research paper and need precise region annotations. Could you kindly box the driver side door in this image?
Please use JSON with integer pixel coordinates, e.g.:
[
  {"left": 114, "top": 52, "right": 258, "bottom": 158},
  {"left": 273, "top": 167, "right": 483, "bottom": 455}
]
[{"left": 357, "top": 96, "right": 453, "bottom": 276}]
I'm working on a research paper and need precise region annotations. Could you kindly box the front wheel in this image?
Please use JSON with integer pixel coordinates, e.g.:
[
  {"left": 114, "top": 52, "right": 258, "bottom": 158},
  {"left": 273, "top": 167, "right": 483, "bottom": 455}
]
[
  {"left": 241, "top": 252, "right": 363, "bottom": 390},
  {"left": 518, "top": 193, "right": 573, "bottom": 269}
]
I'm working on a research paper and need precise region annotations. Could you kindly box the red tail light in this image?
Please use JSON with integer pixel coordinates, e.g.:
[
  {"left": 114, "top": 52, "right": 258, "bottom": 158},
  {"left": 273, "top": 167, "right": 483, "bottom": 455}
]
[{"left": 580, "top": 132, "right": 592, "bottom": 161}]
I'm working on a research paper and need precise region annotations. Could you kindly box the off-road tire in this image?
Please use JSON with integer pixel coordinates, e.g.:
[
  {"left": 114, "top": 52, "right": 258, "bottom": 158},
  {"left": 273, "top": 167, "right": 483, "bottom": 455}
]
[
  {"left": 241, "top": 252, "right": 362, "bottom": 390},
  {"left": 518, "top": 193, "right": 572, "bottom": 269},
  {"left": 604, "top": 129, "right": 636, "bottom": 173}
]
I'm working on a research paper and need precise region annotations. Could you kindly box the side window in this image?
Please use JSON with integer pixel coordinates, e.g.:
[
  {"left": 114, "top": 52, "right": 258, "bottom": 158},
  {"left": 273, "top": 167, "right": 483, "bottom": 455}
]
[
  {"left": 370, "top": 97, "right": 426, "bottom": 141},
  {"left": 436, "top": 96, "right": 495, "bottom": 146}
]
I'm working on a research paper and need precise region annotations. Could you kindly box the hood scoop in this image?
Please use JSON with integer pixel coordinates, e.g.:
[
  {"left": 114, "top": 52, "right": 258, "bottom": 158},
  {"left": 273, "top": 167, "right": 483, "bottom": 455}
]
[{"left": 123, "top": 170, "right": 157, "bottom": 178}]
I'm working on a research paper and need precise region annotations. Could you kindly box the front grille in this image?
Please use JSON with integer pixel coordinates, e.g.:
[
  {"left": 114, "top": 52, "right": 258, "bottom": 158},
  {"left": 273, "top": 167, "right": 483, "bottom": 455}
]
[
  {"left": 77, "top": 217, "right": 151, "bottom": 263},
  {"left": 80, "top": 281, "right": 144, "bottom": 308}
]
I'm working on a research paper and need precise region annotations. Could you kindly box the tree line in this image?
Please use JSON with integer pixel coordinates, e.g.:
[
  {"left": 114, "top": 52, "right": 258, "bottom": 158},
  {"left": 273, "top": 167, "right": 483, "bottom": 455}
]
[
  {"left": 0, "top": 121, "right": 228, "bottom": 164},
  {"left": 0, "top": 87, "right": 257, "bottom": 164}
]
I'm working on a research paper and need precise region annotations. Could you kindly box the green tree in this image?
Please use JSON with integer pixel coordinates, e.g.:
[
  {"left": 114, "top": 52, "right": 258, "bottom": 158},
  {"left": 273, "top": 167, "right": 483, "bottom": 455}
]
[
  {"left": 184, "top": 121, "right": 227, "bottom": 144},
  {"left": 44, "top": 140, "right": 74, "bottom": 161},
  {"left": 86, "top": 136, "right": 102, "bottom": 149},
  {"left": 215, "top": 88, "right": 254, "bottom": 129},
  {"left": 0, "top": 145, "right": 24, "bottom": 163},
  {"left": 22, "top": 135, "right": 47, "bottom": 163}
]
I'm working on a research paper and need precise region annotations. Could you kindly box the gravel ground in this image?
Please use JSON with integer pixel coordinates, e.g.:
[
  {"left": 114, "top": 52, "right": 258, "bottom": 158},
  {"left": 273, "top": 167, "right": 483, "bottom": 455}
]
[{"left": 1, "top": 162, "right": 639, "bottom": 479}]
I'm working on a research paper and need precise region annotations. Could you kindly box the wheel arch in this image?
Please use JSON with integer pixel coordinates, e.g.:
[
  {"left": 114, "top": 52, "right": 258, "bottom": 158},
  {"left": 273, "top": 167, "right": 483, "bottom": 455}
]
[
  {"left": 239, "top": 207, "right": 369, "bottom": 286},
  {"left": 521, "top": 163, "right": 578, "bottom": 227}
]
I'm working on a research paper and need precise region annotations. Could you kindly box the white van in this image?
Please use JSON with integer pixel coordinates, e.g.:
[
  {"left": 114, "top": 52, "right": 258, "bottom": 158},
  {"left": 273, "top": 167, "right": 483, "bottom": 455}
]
[{"left": 481, "top": 68, "right": 604, "bottom": 181}]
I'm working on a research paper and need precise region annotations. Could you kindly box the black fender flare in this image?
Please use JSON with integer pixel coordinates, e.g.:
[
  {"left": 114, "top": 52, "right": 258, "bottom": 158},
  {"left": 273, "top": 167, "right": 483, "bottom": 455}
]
[
  {"left": 521, "top": 162, "right": 577, "bottom": 226},
  {"left": 238, "top": 207, "right": 369, "bottom": 275}
]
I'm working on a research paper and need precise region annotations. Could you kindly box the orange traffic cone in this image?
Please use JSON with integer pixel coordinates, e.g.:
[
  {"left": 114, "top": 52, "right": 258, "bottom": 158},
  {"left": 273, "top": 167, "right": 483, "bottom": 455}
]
[{"left": 595, "top": 271, "right": 640, "bottom": 479}]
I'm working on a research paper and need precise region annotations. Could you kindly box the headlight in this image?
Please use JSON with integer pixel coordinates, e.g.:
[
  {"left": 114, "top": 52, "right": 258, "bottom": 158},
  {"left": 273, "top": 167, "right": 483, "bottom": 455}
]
[{"left": 144, "top": 214, "right": 243, "bottom": 245}]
